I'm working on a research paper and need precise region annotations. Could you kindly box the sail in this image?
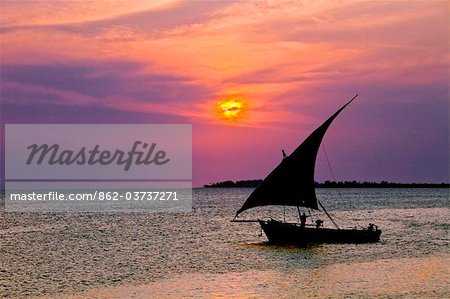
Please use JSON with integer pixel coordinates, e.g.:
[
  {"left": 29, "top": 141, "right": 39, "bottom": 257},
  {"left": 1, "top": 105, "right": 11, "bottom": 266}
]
[{"left": 236, "top": 95, "right": 358, "bottom": 215}]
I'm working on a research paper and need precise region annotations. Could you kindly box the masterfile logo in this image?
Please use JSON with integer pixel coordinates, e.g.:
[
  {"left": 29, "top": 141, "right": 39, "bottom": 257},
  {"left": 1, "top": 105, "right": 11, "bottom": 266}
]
[
  {"left": 6, "top": 124, "right": 191, "bottom": 180},
  {"left": 26, "top": 141, "right": 170, "bottom": 171},
  {"left": 5, "top": 124, "right": 192, "bottom": 212}
]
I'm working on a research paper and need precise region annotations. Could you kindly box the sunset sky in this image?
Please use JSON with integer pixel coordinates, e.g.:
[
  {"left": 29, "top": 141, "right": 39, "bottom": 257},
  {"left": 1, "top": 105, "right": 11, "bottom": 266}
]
[{"left": 1, "top": 1, "right": 448, "bottom": 186}]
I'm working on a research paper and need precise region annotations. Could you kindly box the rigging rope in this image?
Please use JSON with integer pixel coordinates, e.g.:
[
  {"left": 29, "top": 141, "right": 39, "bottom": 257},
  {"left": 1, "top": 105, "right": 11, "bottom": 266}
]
[
  {"left": 321, "top": 142, "right": 341, "bottom": 229},
  {"left": 322, "top": 142, "right": 337, "bottom": 182},
  {"left": 321, "top": 142, "right": 365, "bottom": 229}
]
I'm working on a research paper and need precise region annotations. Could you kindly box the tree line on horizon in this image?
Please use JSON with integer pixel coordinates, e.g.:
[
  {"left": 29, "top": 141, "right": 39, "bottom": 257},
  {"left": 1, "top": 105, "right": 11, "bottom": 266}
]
[{"left": 203, "top": 179, "right": 449, "bottom": 188}]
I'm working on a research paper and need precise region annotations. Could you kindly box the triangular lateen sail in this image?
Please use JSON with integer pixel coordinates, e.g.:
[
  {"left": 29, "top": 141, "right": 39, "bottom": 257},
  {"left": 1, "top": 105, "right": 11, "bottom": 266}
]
[{"left": 236, "top": 95, "right": 358, "bottom": 216}]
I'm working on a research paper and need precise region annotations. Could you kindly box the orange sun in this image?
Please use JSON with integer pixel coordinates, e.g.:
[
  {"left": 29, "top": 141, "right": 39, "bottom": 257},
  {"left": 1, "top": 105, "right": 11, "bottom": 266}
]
[{"left": 216, "top": 97, "right": 247, "bottom": 122}]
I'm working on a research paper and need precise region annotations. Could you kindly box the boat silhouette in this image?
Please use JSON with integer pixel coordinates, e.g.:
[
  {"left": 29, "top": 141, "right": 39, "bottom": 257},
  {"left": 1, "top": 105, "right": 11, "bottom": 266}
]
[{"left": 232, "top": 94, "right": 382, "bottom": 245}]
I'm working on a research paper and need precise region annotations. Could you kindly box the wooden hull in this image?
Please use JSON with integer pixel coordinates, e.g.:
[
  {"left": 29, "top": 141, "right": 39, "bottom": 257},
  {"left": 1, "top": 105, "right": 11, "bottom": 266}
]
[{"left": 259, "top": 219, "right": 381, "bottom": 245}]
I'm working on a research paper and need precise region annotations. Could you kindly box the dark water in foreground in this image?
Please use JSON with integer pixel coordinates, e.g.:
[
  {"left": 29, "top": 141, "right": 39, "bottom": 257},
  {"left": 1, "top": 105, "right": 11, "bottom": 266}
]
[{"left": 1, "top": 188, "right": 449, "bottom": 298}]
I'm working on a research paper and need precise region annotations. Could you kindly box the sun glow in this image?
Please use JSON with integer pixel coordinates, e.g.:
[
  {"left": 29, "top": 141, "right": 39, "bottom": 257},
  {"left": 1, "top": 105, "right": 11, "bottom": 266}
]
[{"left": 216, "top": 97, "right": 247, "bottom": 122}]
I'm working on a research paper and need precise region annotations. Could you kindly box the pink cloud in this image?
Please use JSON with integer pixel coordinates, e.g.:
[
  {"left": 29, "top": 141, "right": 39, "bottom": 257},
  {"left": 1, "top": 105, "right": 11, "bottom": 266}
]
[{"left": 1, "top": 1, "right": 448, "bottom": 186}]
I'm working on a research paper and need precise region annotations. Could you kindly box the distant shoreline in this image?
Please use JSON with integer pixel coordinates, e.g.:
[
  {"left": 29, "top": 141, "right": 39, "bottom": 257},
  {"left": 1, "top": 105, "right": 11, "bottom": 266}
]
[{"left": 203, "top": 180, "right": 449, "bottom": 188}]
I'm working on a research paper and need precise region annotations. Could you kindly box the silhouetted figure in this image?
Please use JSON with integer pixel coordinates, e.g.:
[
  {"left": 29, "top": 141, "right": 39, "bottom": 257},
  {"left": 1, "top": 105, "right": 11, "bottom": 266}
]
[
  {"left": 368, "top": 223, "right": 374, "bottom": 231},
  {"left": 300, "top": 213, "right": 307, "bottom": 229},
  {"left": 282, "top": 149, "right": 287, "bottom": 159},
  {"left": 315, "top": 219, "right": 324, "bottom": 229}
]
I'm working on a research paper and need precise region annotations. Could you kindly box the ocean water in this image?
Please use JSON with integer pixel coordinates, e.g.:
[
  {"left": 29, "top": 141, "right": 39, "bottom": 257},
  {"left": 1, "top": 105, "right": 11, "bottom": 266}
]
[{"left": 1, "top": 188, "right": 449, "bottom": 298}]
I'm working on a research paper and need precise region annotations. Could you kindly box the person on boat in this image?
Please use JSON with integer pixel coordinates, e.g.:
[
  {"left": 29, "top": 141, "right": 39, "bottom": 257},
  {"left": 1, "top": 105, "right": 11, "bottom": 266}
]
[
  {"left": 300, "top": 213, "right": 307, "bottom": 229},
  {"left": 315, "top": 219, "right": 324, "bottom": 229},
  {"left": 368, "top": 223, "right": 374, "bottom": 231},
  {"left": 282, "top": 149, "right": 287, "bottom": 159}
]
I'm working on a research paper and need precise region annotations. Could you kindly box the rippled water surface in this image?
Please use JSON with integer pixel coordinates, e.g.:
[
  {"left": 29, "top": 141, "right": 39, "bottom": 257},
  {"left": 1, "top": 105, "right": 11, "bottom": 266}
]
[{"left": 1, "top": 188, "right": 449, "bottom": 298}]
